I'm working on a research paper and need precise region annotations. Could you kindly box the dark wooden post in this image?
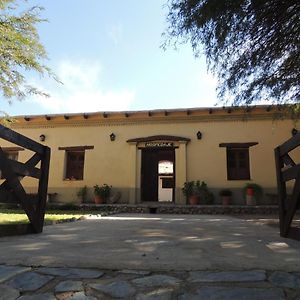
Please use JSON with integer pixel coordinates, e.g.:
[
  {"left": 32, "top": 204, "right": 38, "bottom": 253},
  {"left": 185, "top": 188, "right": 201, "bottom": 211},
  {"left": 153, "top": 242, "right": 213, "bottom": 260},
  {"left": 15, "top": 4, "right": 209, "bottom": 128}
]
[
  {"left": 274, "top": 147, "right": 286, "bottom": 236},
  {"left": 35, "top": 147, "right": 51, "bottom": 232}
]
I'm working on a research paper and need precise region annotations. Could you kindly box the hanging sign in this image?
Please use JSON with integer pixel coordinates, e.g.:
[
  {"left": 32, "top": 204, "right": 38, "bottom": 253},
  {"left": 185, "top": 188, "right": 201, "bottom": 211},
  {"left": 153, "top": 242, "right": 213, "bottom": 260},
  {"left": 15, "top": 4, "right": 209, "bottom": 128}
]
[{"left": 145, "top": 141, "right": 174, "bottom": 148}]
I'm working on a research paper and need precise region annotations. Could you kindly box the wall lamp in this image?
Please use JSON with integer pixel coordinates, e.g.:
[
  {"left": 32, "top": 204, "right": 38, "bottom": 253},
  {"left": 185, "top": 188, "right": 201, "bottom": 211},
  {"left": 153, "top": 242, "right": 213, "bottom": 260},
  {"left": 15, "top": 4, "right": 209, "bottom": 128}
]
[
  {"left": 196, "top": 131, "right": 202, "bottom": 140},
  {"left": 39, "top": 134, "right": 46, "bottom": 142},
  {"left": 291, "top": 128, "right": 298, "bottom": 137},
  {"left": 110, "top": 133, "right": 116, "bottom": 141}
]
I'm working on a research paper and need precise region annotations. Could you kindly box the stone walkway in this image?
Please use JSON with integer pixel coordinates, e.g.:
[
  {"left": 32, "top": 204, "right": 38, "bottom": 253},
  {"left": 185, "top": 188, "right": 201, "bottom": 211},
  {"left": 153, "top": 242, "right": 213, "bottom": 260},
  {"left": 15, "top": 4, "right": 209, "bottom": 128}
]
[
  {"left": 1, "top": 214, "right": 300, "bottom": 271},
  {"left": 1, "top": 264, "right": 300, "bottom": 300},
  {"left": 1, "top": 214, "right": 300, "bottom": 299}
]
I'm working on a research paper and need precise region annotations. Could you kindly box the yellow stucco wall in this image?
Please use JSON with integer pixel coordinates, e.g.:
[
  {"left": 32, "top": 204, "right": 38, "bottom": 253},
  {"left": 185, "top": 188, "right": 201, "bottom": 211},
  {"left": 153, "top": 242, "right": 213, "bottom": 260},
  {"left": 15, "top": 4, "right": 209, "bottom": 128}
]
[{"left": 0, "top": 108, "right": 298, "bottom": 204}]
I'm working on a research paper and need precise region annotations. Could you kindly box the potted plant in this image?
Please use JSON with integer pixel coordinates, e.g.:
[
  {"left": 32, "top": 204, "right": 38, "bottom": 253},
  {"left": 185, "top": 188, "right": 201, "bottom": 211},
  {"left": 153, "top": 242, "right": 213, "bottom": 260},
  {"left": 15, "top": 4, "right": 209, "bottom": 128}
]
[
  {"left": 182, "top": 181, "right": 199, "bottom": 205},
  {"left": 182, "top": 180, "right": 208, "bottom": 205},
  {"left": 182, "top": 181, "right": 197, "bottom": 205},
  {"left": 243, "top": 183, "right": 263, "bottom": 205},
  {"left": 93, "top": 184, "right": 111, "bottom": 204},
  {"left": 199, "top": 182, "right": 215, "bottom": 205},
  {"left": 77, "top": 186, "right": 87, "bottom": 203},
  {"left": 219, "top": 189, "right": 232, "bottom": 206}
]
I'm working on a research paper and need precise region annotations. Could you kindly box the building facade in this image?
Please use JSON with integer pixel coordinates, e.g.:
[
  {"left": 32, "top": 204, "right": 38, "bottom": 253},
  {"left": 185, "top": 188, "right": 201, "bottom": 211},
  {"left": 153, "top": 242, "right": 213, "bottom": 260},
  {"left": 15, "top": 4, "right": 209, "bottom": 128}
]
[{"left": 0, "top": 106, "right": 298, "bottom": 204}]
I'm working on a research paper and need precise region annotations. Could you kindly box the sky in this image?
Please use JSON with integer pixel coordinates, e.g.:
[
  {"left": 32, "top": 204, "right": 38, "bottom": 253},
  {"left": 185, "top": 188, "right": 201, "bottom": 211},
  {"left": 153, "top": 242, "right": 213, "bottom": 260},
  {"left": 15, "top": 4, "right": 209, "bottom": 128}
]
[{"left": 1, "top": 0, "right": 219, "bottom": 116}]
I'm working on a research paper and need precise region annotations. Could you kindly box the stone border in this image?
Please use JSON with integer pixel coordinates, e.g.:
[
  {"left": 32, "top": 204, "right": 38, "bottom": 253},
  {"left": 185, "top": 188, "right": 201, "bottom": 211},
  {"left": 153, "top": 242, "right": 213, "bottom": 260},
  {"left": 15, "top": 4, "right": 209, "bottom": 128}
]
[
  {"left": 77, "top": 204, "right": 281, "bottom": 215},
  {"left": 0, "top": 202, "right": 284, "bottom": 215}
]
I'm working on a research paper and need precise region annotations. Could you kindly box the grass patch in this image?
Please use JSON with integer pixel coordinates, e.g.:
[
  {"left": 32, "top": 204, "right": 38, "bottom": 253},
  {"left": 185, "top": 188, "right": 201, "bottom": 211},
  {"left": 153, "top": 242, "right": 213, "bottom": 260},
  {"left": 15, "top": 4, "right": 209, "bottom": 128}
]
[{"left": 0, "top": 209, "right": 99, "bottom": 225}]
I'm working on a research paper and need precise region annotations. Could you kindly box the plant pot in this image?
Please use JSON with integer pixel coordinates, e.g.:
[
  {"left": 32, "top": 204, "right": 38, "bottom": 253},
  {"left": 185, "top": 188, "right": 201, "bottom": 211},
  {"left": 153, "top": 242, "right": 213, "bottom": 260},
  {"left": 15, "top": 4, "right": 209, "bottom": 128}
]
[
  {"left": 189, "top": 195, "right": 200, "bottom": 205},
  {"left": 246, "top": 196, "right": 256, "bottom": 206},
  {"left": 246, "top": 187, "right": 254, "bottom": 196},
  {"left": 94, "top": 195, "right": 105, "bottom": 204},
  {"left": 221, "top": 196, "right": 231, "bottom": 206},
  {"left": 245, "top": 187, "right": 256, "bottom": 205}
]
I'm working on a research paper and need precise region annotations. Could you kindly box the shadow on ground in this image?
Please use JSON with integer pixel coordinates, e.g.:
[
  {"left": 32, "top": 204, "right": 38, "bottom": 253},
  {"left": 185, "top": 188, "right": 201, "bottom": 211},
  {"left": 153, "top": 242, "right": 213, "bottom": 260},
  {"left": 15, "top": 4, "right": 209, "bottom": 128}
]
[{"left": 0, "top": 214, "right": 300, "bottom": 271}]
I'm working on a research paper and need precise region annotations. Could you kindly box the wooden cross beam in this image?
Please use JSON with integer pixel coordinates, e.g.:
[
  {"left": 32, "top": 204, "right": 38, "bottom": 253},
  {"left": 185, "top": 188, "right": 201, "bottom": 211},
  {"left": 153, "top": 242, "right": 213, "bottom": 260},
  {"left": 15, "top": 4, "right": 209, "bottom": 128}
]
[
  {"left": 0, "top": 148, "right": 36, "bottom": 227},
  {"left": 0, "top": 125, "right": 51, "bottom": 234},
  {"left": 275, "top": 132, "right": 300, "bottom": 239}
]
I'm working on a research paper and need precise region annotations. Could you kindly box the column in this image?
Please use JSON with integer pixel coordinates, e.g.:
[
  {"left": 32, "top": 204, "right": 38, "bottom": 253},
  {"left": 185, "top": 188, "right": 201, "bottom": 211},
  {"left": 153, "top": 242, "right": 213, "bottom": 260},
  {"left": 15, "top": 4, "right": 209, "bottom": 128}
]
[
  {"left": 175, "top": 141, "right": 187, "bottom": 204},
  {"left": 128, "top": 142, "right": 137, "bottom": 204}
]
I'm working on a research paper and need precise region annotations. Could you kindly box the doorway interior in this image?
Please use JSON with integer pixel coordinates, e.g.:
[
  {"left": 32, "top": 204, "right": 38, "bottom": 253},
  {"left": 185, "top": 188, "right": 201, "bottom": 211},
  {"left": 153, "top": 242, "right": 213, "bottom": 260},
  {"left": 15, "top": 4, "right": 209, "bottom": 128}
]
[{"left": 141, "top": 147, "right": 175, "bottom": 202}]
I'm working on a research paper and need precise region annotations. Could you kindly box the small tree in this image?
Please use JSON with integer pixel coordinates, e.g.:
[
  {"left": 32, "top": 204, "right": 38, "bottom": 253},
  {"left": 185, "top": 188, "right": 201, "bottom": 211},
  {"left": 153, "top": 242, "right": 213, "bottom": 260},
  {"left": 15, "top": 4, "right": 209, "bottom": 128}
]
[
  {"left": 164, "top": 0, "right": 300, "bottom": 106},
  {"left": 0, "top": 0, "right": 55, "bottom": 101}
]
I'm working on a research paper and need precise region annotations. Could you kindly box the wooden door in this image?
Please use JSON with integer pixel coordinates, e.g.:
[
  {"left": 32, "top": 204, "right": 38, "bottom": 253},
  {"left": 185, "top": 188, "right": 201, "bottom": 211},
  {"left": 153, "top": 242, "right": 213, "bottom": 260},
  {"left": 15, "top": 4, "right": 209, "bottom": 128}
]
[{"left": 141, "top": 149, "right": 158, "bottom": 202}]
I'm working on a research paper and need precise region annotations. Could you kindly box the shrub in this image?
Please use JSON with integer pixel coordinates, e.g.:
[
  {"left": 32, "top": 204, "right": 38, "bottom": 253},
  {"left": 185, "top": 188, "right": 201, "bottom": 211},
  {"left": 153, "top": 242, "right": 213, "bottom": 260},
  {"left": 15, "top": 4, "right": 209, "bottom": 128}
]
[
  {"left": 93, "top": 184, "right": 112, "bottom": 199},
  {"left": 219, "top": 189, "right": 232, "bottom": 197}
]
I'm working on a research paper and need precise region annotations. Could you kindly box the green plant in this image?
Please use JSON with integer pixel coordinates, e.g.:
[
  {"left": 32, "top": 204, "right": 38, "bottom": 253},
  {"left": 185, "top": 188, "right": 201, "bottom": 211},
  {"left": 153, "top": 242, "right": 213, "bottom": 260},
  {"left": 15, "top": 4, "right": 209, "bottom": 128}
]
[
  {"left": 219, "top": 189, "right": 232, "bottom": 197},
  {"left": 243, "top": 183, "right": 263, "bottom": 199},
  {"left": 182, "top": 180, "right": 205, "bottom": 198},
  {"left": 182, "top": 180, "right": 214, "bottom": 204},
  {"left": 203, "top": 191, "right": 214, "bottom": 205},
  {"left": 182, "top": 181, "right": 194, "bottom": 198},
  {"left": 93, "top": 184, "right": 112, "bottom": 199},
  {"left": 77, "top": 186, "right": 87, "bottom": 202}
]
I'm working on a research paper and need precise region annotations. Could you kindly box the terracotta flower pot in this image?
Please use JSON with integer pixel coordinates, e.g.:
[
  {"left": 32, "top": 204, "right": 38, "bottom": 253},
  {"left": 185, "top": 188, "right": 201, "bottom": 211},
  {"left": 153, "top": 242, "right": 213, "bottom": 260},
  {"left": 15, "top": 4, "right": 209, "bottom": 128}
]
[
  {"left": 246, "top": 188, "right": 256, "bottom": 205},
  {"left": 94, "top": 195, "right": 105, "bottom": 204},
  {"left": 246, "top": 187, "right": 254, "bottom": 196},
  {"left": 246, "top": 196, "right": 256, "bottom": 206},
  {"left": 189, "top": 195, "right": 200, "bottom": 205},
  {"left": 221, "top": 196, "right": 231, "bottom": 206}
]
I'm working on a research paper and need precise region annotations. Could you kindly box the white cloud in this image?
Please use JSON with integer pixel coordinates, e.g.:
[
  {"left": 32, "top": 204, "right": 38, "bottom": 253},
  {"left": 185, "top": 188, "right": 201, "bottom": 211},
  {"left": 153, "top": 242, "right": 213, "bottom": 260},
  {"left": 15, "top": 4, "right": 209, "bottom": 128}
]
[{"left": 30, "top": 60, "right": 135, "bottom": 113}]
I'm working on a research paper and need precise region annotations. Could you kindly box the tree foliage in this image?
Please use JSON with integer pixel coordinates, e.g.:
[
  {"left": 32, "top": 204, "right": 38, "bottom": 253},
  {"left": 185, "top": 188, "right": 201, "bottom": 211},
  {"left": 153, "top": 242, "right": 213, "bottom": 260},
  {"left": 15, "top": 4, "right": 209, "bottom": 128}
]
[
  {"left": 0, "top": 0, "right": 53, "bottom": 101},
  {"left": 165, "top": 0, "right": 300, "bottom": 106}
]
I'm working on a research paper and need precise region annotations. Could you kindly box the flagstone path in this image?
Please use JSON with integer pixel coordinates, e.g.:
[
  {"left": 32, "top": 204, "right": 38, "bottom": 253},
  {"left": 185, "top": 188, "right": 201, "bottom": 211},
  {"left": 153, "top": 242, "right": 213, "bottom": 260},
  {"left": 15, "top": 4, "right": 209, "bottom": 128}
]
[
  {"left": 1, "top": 264, "right": 300, "bottom": 299},
  {"left": 1, "top": 214, "right": 300, "bottom": 299}
]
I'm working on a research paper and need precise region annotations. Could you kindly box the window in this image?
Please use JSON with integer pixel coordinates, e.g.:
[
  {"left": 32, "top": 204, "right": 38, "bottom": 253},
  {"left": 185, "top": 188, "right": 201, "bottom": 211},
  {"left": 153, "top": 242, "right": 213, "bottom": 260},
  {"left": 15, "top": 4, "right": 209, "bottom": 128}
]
[
  {"left": 227, "top": 148, "right": 250, "bottom": 180},
  {"left": 219, "top": 142, "right": 258, "bottom": 181},
  {"left": 58, "top": 146, "right": 94, "bottom": 181},
  {"left": 158, "top": 160, "right": 174, "bottom": 175},
  {"left": 0, "top": 151, "right": 18, "bottom": 179},
  {"left": 162, "top": 177, "right": 174, "bottom": 188},
  {"left": 65, "top": 151, "right": 85, "bottom": 180}
]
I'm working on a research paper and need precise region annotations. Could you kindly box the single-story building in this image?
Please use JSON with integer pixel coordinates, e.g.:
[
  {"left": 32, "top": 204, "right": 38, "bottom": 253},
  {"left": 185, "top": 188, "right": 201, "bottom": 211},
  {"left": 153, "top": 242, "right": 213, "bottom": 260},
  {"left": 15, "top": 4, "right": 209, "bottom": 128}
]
[{"left": 0, "top": 105, "right": 298, "bottom": 205}]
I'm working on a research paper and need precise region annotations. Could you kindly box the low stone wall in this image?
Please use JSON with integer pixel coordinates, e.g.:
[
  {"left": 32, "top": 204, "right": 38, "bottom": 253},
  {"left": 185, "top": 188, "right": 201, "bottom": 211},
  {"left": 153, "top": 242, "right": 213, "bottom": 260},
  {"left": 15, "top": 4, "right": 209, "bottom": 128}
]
[
  {"left": 74, "top": 204, "right": 280, "bottom": 215},
  {"left": 156, "top": 205, "right": 279, "bottom": 215},
  {"left": 0, "top": 202, "right": 283, "bottom": 215}
]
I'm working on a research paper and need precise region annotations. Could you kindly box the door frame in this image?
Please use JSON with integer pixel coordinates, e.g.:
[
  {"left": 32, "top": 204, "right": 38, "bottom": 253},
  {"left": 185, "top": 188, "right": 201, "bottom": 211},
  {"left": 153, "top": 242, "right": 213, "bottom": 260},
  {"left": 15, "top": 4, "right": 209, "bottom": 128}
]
[
  {"left": 140, "top": 147, "right": 176, "bottom": 202},
  {"left": 127, "top": 135, "right": 190, "bottom": 204}
]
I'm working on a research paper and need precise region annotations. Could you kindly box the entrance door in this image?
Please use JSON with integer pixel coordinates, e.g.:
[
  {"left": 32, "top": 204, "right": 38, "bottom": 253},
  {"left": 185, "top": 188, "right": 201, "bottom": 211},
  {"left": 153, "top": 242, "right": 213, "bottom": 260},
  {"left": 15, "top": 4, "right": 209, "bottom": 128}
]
[
  {"left": 141, "top": 148, "right": 175, "bottom": 202},
  {"left": 141, "top": 149, "right": 158, "bottom": 202}
]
